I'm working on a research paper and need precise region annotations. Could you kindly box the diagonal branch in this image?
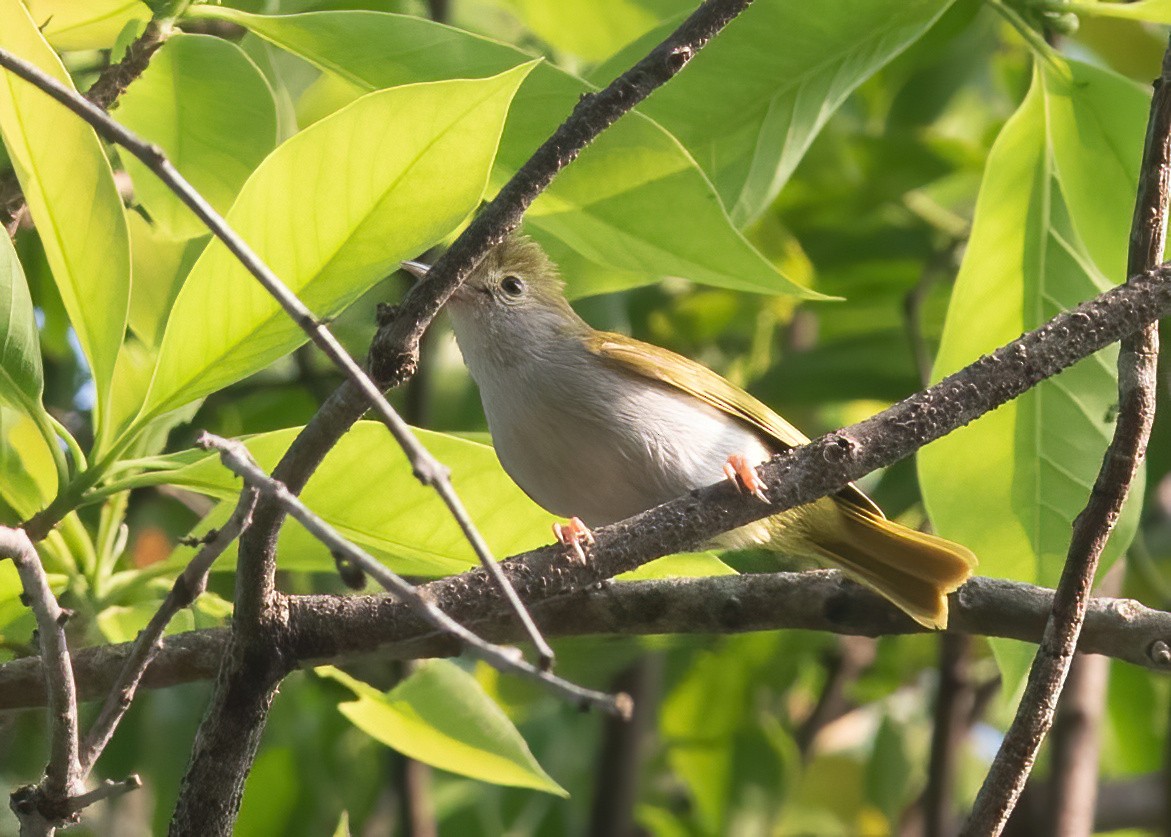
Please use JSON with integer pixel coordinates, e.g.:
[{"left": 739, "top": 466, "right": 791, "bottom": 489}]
[
  {"left": 962, "top": 37, "right": 1171, "bottom": 837},
  {"left": 76, "top": 488, "right": 258, "bottom": 776}
]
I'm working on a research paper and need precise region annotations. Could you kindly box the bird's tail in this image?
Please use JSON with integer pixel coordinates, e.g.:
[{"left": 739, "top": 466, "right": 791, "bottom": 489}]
[{"left": 798, "top": 499, "right": 977, "bottom": 630}]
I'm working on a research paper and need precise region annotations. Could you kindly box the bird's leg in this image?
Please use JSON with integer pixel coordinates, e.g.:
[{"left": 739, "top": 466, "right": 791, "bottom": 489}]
[
  {"left": 553, "top": 516, "right": 595, "bottom": 564},
  {"left": 723, "top": 454, "right": 770, "bottom": 503}
]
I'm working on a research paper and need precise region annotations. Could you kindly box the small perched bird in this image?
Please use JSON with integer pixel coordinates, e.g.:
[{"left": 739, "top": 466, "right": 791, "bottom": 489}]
[{"left": 402, "top": 237, "right": 976, "bottom": 629}]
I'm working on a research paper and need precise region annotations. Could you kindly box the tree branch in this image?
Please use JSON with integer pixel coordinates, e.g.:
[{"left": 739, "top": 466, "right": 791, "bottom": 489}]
[
  {"left": 1, "top": 527, "right": 82, "bottom": 835},
  {"left": 962, "top": 36, "right": 1171, "bottom": 837},
  {"left": 3, "top": 573, "right": 1170, "bottom": 712},
  {"left": 76, "top": 488, "right": 258, "bottom": 776}
]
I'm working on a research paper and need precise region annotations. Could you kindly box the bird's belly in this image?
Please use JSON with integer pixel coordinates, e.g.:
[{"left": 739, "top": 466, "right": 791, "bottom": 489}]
[{"left": 482, "top": 376, "right": 771, "bottom": 527}]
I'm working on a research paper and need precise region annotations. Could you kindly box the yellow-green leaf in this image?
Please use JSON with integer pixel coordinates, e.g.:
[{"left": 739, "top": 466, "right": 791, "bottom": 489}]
[
  {"left": 593, "top": 0, "right": 957, "bottom": 224},
  {"left": 188, "top": 7, "right": 815, "bottom": 300},
  {"left": 320, "top": 663, "right": 567, "bottom": 796},
  {"left": 1060, "top": 0, "right": 1171, "bottom": 23},
  {"left": 143, "top": 422, "right": 556, "bottom": 577},
  {"left": 117, "top": 33, "right": 278, "bottom": 239},
  {"left": 23, "top": 0, "right": 150, "bottom": 51},
  {"left": 0, "top": 0, "right": 131, "bottom": 434},
  {"left": 918, "top": 58, "right": 1147, "bottom": 683},
  {"left": 0, "top": 233, "right": 48, "bottom": 429},
  {"left": 138, "top": 63, "right": 533, "bottom": 423}
]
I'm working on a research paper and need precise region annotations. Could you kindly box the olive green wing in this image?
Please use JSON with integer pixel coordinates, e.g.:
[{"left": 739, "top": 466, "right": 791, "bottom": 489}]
[{"left": 587, "top": 331, "right": 882, "bottom": 516}]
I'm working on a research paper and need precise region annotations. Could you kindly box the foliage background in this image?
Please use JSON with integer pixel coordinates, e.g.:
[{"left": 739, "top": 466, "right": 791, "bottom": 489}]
[{"left": 0, "top": 0, "right": 1169, "bottom": 834}]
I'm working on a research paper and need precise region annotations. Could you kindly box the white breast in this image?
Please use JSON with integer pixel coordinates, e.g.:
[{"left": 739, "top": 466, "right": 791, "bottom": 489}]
[{"left": 469, "top": 340, "right": 771, "bottom": 527}]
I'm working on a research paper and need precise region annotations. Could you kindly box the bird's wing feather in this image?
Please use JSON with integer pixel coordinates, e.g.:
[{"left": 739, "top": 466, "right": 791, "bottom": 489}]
[{"left": 587, "top": 332, "right": 882, "bottom": 516}]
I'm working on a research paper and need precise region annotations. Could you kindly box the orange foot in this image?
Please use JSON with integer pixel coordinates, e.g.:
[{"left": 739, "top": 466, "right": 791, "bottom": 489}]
[
  {"left": 723, "top": 454, "right": 770, "bottom": 503},
  {"left": 553, "top": 516, "right": 595, "bottom": 564}
]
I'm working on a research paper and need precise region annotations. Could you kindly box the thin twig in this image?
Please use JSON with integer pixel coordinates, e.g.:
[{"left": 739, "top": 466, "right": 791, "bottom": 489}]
[
  {"left": 76, "top": 489, "right": 258, "bottom": 775},
  {"left": 196, "top": 433, "right": 630, "bottom": 718},
  {"left": 962, "top": 38, "right": 1171, "bottom": 837},
  {"left": 0, "top": 45, "right": 556, "bottom": 670},
  {"left": 0, "top": 527, "right": 82, "bottom": 833},
  {"left": 61, "top": 775, "right": 142, "bottom": 817}
]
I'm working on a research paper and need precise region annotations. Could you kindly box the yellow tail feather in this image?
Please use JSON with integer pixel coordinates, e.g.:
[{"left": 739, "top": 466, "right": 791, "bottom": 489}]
[{"left": 792, "top": 499, "right": 977, "bottom": 630}]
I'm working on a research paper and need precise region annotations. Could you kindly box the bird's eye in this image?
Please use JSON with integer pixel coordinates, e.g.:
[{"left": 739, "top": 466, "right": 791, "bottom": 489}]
[{"left": 500, "top": 276, "right": 525, "bottom": 297}]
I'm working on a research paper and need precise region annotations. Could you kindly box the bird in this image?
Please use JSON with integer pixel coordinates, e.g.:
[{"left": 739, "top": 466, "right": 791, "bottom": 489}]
[{"left": 402, "top": 236, "right": 976, "bottom": 629}]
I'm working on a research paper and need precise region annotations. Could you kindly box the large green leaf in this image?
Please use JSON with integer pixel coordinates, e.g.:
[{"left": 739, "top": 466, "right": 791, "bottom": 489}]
[
  {"left": 141, "top": 422, "right": 557, "bottom": 576},
  {"left": 592, "top": 0, "right": 956, "bottom": 225},
  {"left": 319, "top": 663, "right": 567, "bottom": 796},
  {"left": 918, "top": 58, "right": 1147, "bottom": 680},
  {"left": 187, "top": 6, "right": 814, "bottom": 300},
  {"left": 23, "top": 0, "right": 150, "bottom": 51},
  {"left": 137, "top": 63, "right": 533, "bottom": 423},
  {"left": 0, "top": 0, "right": 131, "bottom": 434},
  {"left": 117, "top": 34, "right": 279, "bottom": 239}
]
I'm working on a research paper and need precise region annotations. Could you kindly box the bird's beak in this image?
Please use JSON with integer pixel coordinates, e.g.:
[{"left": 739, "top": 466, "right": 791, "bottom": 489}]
[{"left": 400, "top": 260, "right": 431, "bottom": 282}]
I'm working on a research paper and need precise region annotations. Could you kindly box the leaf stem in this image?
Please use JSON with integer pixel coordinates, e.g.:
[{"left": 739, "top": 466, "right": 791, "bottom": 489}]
[{"left": 987, "top": 0, "right": 1063, "bottom": 68}]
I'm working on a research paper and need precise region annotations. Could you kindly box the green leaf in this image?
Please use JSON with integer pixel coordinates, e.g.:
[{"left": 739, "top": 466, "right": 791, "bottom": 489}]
[
  {"left": 138, "top": 62, "right": 534, "bottom": 422},
  {"left": 1060, "top": 0, "right": 1171, "bottom": 23},
  {"left": 145, "top": 422, "right": 556, "bottom": 576},
  {"left": 918, "top": 58, "right": 1147, "bottom": 681},
  {"left": 320, "top": 662, "right": 567, "bottom": 796},
  {"left": 499, "top": 0, "right": 682, "bottom": 61},
  {"left": 125, "top": 213, "right": 204, "bottom": 350},
  {"left": 0, "top": 233, "right": 49, "bottom": 430},
  {"left": 0, "top": 405, "right": 58, "bottom": 521},
  {"left": 592, "top": 0, "right": 956, "bottom": 224},
  {"left": 0, "top": 0, "right": 131, "bottom": 434},
  {"left": 23, "top": 0, "right": 150, "bottom": 51},
  {"left": 116, "top": 33, "right": 279, "bottom": 239},
  {"left": 618, "top": 551, "right": 736, "bottom": 580},
  {"left": 188, "top": 6, "right": 814, "bottom": 300}
]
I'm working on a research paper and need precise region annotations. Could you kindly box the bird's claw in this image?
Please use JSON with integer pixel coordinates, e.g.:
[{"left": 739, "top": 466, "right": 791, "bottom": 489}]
[
  {"left": 553, "top": 516, "right": 594, "bottom": 563},
  {"left": 723, "top": 454, "right": 769, "bottom": 503}
]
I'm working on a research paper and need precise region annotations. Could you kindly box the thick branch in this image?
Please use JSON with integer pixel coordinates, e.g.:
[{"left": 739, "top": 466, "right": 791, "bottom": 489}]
[{"left": 3, "top": 574, "right": 1171, "bottom": 711}]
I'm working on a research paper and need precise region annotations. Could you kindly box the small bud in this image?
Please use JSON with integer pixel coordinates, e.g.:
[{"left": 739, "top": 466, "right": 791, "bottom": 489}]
[{"left": 333, "top": 553, "right": 366, "bottom": 590}]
